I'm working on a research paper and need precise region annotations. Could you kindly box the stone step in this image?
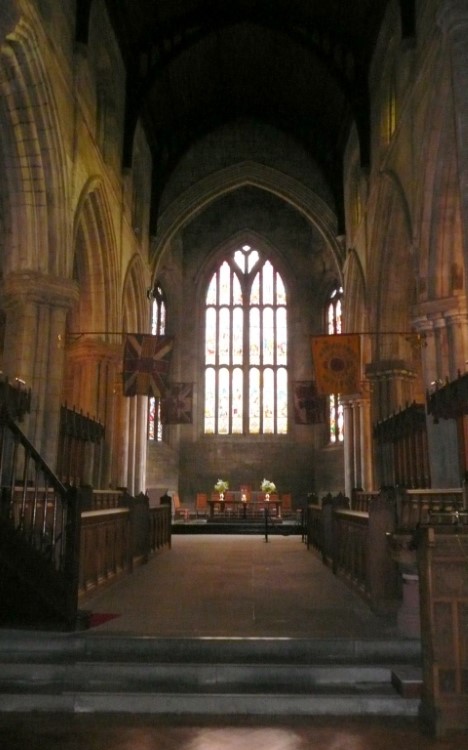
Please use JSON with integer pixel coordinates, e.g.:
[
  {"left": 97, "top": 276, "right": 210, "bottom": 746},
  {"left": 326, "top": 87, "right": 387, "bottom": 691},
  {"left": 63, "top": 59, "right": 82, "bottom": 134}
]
[
  {"left": 0, "top": 632, "right": 421, "bottom": 716},
  {"left": 0, "top": 632, "right": 422, "bottom": 665},
  {"left": 171, "top": 520, "right": 302, "bottom": 535},
  {"left": 0, "top": 688, "right": 420, "bottom": 717},
  {"left": 0, "top": 661, "right": 396, "bottom": 691}
]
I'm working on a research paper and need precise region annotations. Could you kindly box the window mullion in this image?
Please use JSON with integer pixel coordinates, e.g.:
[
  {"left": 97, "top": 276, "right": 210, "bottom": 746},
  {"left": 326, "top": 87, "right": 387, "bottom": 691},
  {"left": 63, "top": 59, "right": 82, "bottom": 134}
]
[
  {"left": 229, "top": 274, "right": 233, "bottom": 433},
  {"left": 204, "top": 250, "right": 287, "bottom": 436},
  {"left": 259, "top": 306, "right": 264, "bottom": 433},
  {"left": 215, "top": 289, "right": 220, "bottom": 432},
  {"left": 243, "top": 296, "right": 249, "bottom": 434}
]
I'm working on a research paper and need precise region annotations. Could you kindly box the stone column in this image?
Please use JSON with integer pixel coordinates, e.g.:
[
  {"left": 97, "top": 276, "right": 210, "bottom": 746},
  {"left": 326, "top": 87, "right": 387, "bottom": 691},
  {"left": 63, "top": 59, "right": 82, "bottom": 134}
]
[
  {"left": 445, "top": 311, "right": 468, "bottom": 377},
  {"left": 134, "top": 394, "right": 148, "bottom": 494},
  {"left": 0, "top": 272, "right": 79, "bottom": 470},
  {"left": 414, "top": 313, "right": 461, "bottom": 486},
  {"left": 365, "top": 362, "right": 416, "bottom": 487},
  {"left": 359, "top": 394, "right": 374, "bottom": 490},
  {"left": 342, "top": 397, "right": 355, "bottom": 498},
  {"left": 352, "top": 400, "right": 360, "bottom": 488},
  {"left": 65, "top": 338, "right": 121, "bottom": 488},
  {"left": 437, "top": 2, "right": 468, "bottom": 267}
]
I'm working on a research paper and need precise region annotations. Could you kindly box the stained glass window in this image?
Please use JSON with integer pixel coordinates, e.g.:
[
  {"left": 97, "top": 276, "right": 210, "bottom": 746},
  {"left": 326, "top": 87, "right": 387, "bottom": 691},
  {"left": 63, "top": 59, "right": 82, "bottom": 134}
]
[
  {"left": 204, "top": 245, "right": 288, "bottom": 435},
  {"left": 327, "top": 285, "right": 344, "bottom": 443},
  {"left": 148, "top": 283, "right": 166, "bottom": 441}
]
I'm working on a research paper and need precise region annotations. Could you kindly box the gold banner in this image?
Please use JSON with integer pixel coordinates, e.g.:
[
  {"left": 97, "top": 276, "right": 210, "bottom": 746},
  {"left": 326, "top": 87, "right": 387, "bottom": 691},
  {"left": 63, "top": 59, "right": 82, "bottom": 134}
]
[{"left": 311, "top": 334, "right": 361, "bottom": 395}]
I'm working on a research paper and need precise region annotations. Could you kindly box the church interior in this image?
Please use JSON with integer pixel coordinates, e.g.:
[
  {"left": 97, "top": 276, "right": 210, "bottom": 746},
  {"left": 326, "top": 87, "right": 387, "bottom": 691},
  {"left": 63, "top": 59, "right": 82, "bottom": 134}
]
[{"left": 1, "top": 0, "right": 468, "bottom": 743}]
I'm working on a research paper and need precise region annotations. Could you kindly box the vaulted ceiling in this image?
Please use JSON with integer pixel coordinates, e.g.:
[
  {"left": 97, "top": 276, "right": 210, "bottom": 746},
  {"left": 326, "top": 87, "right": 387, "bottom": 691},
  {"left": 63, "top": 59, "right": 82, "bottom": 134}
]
[{"left": 92, "top": 1, "right": 412, "bottom": 231}]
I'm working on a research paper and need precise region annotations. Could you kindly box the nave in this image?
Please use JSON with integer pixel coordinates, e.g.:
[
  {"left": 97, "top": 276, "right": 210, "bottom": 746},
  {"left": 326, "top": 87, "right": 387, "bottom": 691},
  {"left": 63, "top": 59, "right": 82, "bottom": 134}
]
[
  {"left": 1, "top": 535, "right": 465, "bottom": 749},
  {"left": 81, "top": 534, "right": 398, "bottom": 638}
]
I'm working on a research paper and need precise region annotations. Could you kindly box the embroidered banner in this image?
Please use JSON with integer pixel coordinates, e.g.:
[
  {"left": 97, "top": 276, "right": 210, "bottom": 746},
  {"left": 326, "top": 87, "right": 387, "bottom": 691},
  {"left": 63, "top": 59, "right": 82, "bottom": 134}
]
[
  {"left": 310, "top": 334, "right": 361, "bottom": 395},
  {"left": 123, "top": 334, "right": 173, "bottom": 397},
  {"left": 293, "top": 381, "right": 326, "bottom": 424},
  {"left": 160, "top": 382, "right": 193, "bottom": 424}
]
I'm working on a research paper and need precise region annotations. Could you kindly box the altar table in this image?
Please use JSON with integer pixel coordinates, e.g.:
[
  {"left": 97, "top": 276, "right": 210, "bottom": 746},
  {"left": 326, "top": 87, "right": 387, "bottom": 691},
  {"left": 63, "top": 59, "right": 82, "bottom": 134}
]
[{"left": 208, "top": 497, "right": 282, "bottom": 519}]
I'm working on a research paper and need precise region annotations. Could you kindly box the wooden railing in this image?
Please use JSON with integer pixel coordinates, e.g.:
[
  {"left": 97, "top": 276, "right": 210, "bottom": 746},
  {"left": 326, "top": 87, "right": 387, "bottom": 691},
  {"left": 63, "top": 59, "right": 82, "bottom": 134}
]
[
  {"left": 149, "top": 505, "right": 172, "bottom": 553},
  {"left": 419, "top": 526, "right": 468, "bottom": 736},
  {"left": 0, "top": 408, "right": 80, "bottom": 629},
  {"left": 79, "top": 486, "right": 125, "bottom": 511},
  {"left": 374, "top": 402, "right": 430, "bottom": 488},
  {"left": 79, "top": 508, "right": 131, "bottom": 597},
  {"left": 396, "top": 488, "right": 463, "bottom": 529},
  {"left": 77, "top": 491, "right": 171, "bottom": 600},
  {"left": 350, "top": 489, "right": 380, "bottom": 512},
  {"left": 57, "top": 404, "right": 105, "bottom": 487},
  {"left": 306, "top": 486, "right": 468, "bottom": 613}
]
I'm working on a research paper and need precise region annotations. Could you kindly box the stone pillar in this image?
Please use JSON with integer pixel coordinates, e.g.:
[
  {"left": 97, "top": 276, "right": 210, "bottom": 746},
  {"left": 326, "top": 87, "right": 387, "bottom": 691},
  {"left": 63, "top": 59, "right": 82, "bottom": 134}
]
[
  {"left": 437, "top": 2, "right": 468, "bottom": 267},
  {"left": 134, "top": 394, "right": 148, "bottom": 494},
  {"left": 414, "top": 313, "right": 461, "bottom": 486},
  {"left": 445, "top": 311, "right": 468, "bottom": 377},
  {"left": 115, "top": 378, "right": 130, "bottom": 489},
  {"left": 359, "top": 394, "right": 374, "bottom": 490},
  {"left": 0, "top": 272, "right": 79, "bottom": 469},
  {"left": 366, "top": 361, "right": 416, "bottom": 487},
  {"left": 342, "top": 398, "right": 355, "bottom": 498},
  {"left": 366, "top": 360, "right": 415, "bottom": 422},
  {"left": 352, "top": 401, "right": 360, "bottom": 487},
  {"left": 342, "top": 391, "right": 373, "bottom": 494},
  {"left": 128, "top": 394, "right": 138, "bottom": 495},
  {"left": 65, "top": 338, "right": 121, "bottom": 488}
]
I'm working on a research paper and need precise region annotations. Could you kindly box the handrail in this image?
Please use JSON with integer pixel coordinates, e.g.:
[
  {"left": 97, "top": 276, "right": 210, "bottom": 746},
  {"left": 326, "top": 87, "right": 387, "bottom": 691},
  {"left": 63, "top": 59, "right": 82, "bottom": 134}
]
[{"left": 0, "top": 408, "right": 80, "bottom": 629}]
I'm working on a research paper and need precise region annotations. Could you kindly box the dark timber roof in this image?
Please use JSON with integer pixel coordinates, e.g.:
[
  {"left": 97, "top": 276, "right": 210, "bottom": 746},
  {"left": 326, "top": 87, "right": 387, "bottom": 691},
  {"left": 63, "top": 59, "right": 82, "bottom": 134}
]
[{"left": 89, "top": 1, "right": 402, "bottom": 229}]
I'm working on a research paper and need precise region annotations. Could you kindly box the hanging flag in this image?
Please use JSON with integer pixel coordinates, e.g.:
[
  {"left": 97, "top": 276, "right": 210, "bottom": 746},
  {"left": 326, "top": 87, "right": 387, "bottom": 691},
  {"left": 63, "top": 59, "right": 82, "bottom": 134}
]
[
  {"left": 293, "top": 381, "right": 326, "bottom": 424},
  {"left": 123, "top": 334, "right": 173, "bottom": 397},
  {"left": 160, "top": 382, "right": 193, "bottom": 424},
  {"left": 310, "top": 334, "right": 361, "bottom": 395}
]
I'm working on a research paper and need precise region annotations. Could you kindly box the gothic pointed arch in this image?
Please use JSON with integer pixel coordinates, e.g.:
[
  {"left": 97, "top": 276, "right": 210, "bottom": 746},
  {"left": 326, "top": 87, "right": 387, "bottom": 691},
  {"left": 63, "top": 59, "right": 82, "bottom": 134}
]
[
  {"left": 415, "top": 53, "right": 464, "bottom": 304},
  {"left": 368, "top": 172, "right": 415, "bottom": 363},
  {"left": 366, "top": 173, "right": 423, "bottom": 417},
  {"left": 0, "top": 15, "right": 70, "bottom": 276},
  {"left": 201, "top": 236, "right": 289, "bottom": 436},
  {"left": 343, "top": 248, "right": 368, "bottom": 335},
  {"left": 151, "top": 162, "right": 342, "bottom": 279},
  {"left": 122, "top": 253, "right": 151, "bottom": 334},
  {"left": 194, "top": 228, "right": 294, "bottom": 298},
  {"left": 70, "top": 178, "right": 120, "bottom": 337}
]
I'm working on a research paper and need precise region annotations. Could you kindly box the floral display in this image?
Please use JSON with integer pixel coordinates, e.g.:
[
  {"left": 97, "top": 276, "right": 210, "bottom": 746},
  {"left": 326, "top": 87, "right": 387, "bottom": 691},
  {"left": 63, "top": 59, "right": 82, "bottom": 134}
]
[
  {"left": 214, "top": 479, "right": 229, "bottom": 493},
  {"left": 260, "top": 478, "right": 276, "bottom": 494}
]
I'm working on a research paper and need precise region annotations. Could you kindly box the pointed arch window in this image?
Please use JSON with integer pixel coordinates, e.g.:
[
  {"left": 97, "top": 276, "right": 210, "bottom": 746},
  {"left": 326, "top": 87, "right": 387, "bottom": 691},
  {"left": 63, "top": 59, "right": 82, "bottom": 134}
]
[
  {"left": 148, "top": 283, "right": 167, "bottom": 441},
  {"left": 204, "top": 245, "right": 288, "bottom": 435},
  {"left": 327, "top": 285, "right": 344, "bottom": 443}
]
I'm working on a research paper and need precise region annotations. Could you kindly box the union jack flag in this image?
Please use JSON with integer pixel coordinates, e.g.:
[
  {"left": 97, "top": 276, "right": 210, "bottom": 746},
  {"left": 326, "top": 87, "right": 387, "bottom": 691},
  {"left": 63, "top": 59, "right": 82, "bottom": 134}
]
[
  {"left": 160, "top": 382, "right": 193, "bottom": 424},
  {"left": 123, "top": 334, "right": 173, "bottom": 397},
  {"left": 293, "top": 381, "right": 326, "bottom": 424}
]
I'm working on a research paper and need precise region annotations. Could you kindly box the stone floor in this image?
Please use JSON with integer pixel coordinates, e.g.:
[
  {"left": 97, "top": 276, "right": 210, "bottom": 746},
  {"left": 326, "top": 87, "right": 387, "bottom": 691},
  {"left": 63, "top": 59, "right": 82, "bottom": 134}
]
[
  {"left": 1, "top": 534, "right": 466, "bottom": 746},
  {"left": 0, "top": 714, "right": 465, "bottom": 749},
  {"left": 78, "top": 534, "right": 401, "bottom": 638}
]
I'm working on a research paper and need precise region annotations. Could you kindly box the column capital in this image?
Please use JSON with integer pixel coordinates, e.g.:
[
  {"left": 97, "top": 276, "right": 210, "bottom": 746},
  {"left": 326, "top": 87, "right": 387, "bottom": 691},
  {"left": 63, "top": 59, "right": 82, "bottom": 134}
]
[
  {"left": 365, "top": 359, "right": 416, "bottom": 380},
  {"left": 0, "top": 271, "right": 79, "bottom": 310},
  {"left": 437, "top": 0, "right": 468, "bottom": 34}
]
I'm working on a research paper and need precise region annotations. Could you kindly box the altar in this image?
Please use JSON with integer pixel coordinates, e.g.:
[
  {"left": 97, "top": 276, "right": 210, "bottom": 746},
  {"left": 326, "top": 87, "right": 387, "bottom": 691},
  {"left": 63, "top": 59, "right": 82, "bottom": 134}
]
[{"left": 208, "top": 491, "right": 282, "bottom": 519}]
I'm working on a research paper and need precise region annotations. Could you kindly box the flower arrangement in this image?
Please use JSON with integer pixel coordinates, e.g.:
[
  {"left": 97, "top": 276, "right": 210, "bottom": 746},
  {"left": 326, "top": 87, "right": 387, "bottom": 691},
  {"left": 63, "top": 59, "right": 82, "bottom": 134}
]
[
  {"left": 214, "top": 479, "right": 229, "bottom": 493},
  {"left": 261, "top": 478, "right": 276, "bottom": 494}
]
